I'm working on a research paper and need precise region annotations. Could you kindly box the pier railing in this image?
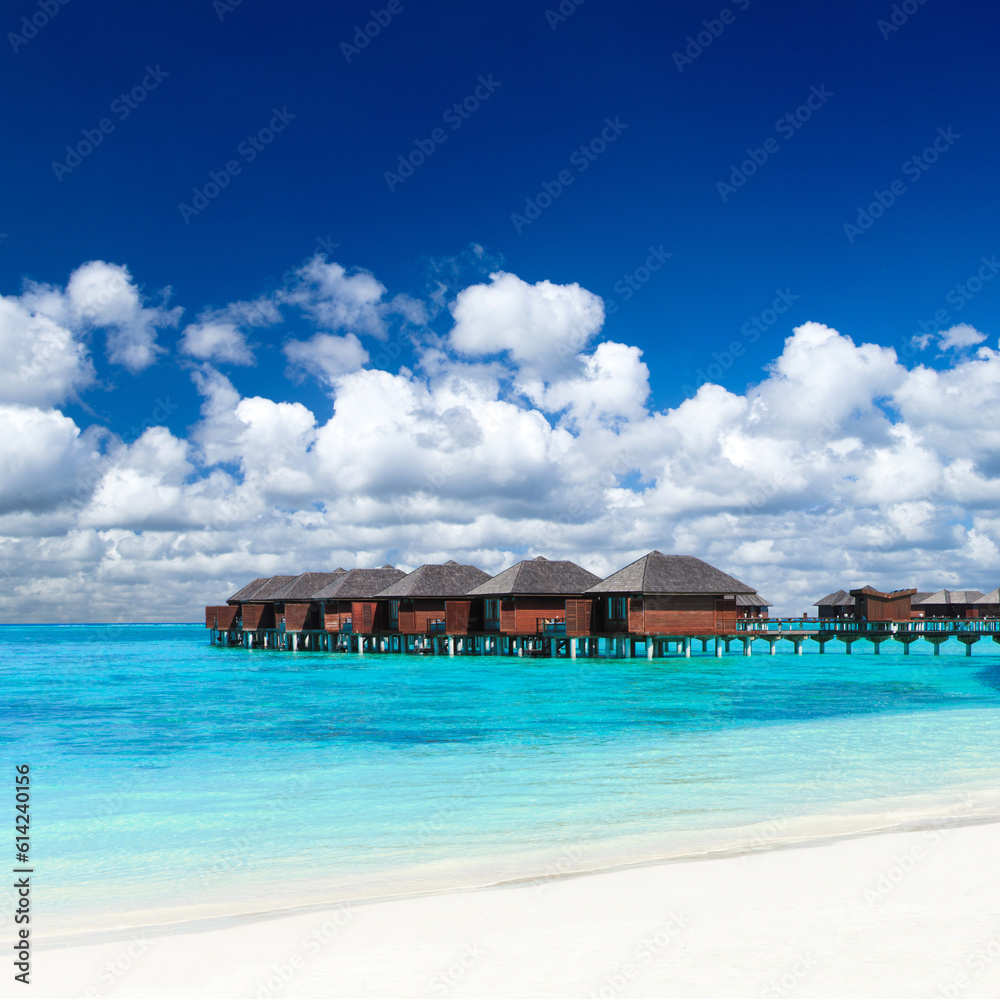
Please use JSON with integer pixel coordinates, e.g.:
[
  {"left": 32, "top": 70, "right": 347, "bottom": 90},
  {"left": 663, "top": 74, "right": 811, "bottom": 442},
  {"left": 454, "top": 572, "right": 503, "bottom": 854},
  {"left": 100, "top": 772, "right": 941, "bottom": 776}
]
[
  {"left": 735, "top": 617, "right": 1000, "bottom": 634},
  {"left": 538, "top": 619, "right": 567, "bottom": 635}
]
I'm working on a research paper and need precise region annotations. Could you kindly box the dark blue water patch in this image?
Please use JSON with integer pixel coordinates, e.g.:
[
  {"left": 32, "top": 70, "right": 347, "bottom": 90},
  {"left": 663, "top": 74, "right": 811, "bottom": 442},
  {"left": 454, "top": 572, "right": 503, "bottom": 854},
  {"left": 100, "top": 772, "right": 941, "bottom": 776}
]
[{"left": 973, "top": 662, "right": 1000, "bottom": 694}]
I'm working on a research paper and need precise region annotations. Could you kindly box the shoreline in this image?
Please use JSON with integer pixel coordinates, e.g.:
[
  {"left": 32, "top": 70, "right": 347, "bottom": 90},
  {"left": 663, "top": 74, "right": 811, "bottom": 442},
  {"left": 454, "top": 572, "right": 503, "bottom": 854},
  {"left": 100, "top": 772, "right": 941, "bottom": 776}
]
[
  {"left": 37, "top": 782, "right": 1000, "bottom": 948},
  {"left": 32, "top": 817, "right": 1000, "bottom": 999}
]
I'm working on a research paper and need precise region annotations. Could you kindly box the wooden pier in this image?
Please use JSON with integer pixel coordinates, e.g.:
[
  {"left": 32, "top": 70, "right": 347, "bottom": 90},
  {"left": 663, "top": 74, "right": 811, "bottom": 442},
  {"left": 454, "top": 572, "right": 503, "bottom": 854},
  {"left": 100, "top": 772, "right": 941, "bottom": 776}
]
[{"left": 208, "top": 619, "right": 1000, "bottom": 658}]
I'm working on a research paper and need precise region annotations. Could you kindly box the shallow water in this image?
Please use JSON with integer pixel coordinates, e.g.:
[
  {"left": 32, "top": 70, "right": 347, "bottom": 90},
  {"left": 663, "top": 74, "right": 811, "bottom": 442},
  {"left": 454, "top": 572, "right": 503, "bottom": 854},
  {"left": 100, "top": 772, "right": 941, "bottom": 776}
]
[{"left": 4, "top": 624, "right": 1000, "bottom": 936}]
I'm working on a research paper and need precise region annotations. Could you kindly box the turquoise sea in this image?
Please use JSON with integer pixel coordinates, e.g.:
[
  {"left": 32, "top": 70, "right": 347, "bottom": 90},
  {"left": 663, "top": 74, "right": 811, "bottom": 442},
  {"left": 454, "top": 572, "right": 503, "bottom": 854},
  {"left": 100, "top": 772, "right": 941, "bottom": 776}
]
[{"left": 5, "top": 624, "right": 1000, "bottom": 938}]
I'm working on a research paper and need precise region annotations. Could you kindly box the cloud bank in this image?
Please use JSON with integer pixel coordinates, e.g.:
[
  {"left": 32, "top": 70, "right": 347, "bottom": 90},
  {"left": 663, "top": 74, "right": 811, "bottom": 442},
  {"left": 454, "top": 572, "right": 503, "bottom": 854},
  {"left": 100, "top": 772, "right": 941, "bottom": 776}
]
[{"left": 1, "top": 257, "right": 999, "bottom": 622}]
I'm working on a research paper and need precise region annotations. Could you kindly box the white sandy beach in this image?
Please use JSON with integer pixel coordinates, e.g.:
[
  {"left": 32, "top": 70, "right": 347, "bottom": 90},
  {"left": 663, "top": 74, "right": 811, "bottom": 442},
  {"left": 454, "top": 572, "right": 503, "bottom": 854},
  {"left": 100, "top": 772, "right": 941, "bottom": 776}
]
[{"left": 34, "top": 819, "right": 1000, "bottom": 999}]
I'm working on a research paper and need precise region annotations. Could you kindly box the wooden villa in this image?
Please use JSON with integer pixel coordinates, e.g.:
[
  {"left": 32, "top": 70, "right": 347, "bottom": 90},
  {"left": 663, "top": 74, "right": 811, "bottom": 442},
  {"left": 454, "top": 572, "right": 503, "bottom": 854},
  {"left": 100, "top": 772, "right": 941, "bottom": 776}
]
[
  {"left": 912, "top": 589, "right": 986, "bottom": 619},
  {"left": 313, "top": 566, "right": 406, "bottom": 636},
  {"left": 464, "top": 555, "right": 603, "bottom": 646},
  {"left": 849, "top": 586, "right": 917, "bottom": 622},
  {"left": 814, "top": 590, "right": 855, "bottom": 620},
  {"left": 229, "top": 575, "right": 299, "bottom": 633},
  {"left": 584, "top": 551, "right": 757, "bottom": 640},
  {"left": 266, "top": 571, "right": 347, "bottom": 632},
  {"left": 736, "top": 593, "right": 771, "bottom": 619},
  {"left": 814, "top": 584, "right": 1000, "bottom": 622},
  {"left": 374, "top": 561, "right": 492, "bottom": 637},
  {"left": 975, "top": 589, "right": 1000, "bottom": 617}
]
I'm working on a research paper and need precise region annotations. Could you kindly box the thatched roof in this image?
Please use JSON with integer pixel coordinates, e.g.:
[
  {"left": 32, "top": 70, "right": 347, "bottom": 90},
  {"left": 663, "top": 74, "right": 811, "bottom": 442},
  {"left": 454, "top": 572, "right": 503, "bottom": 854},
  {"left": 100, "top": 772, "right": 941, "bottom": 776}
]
[
  {"left": 814, "top": 589, "right": 855, "bottom": 607},
  {"left": 736, "top": 593, "right": 772, "bottom": 607},
  {"left": 312, "top": 566, "right": 406, "bottom": 599},
  {"left": 466, "top": 556, "right": 601, "bottom": 596},
  {"left": 228, "top": 577, "right": 271, "bottom": 603},
  {"left": 586, "top": 551, "right": 755, "bottom": 595},
  {"left": 976, "top": 588, "right": 1000, "bottom": 604},
  {"left": 268, "top": 570, "right": 348, "bottom": 601},
  {"left": 375, "top": 562, "right": 491, "bottom": 598},
  {"left": 913, "top": 589, "right": 985, "bottom": 605},
  {"left": 229, "top": 575, "right": 298, "bottom": 603}
]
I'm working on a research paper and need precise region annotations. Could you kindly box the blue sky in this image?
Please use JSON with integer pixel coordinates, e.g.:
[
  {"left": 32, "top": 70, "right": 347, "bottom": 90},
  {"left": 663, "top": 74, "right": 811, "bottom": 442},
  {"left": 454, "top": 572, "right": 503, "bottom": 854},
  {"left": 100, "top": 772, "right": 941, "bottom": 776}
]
[{"left": 2, "top": 0, "right": 999, "bottom": 620}]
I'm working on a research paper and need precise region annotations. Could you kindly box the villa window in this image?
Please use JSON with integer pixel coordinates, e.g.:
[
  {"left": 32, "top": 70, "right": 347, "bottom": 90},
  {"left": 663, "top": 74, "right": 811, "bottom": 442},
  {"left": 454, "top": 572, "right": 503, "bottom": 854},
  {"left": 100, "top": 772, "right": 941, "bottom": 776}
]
[
  {"left": 609, "top": 597, "right": 627, "bottom": 621},
  {"left": 389, "top": 600, "right": 399, "bottom": 625},
  {"left": 485, "top": 599, "right": 500, "bottom": 621}
]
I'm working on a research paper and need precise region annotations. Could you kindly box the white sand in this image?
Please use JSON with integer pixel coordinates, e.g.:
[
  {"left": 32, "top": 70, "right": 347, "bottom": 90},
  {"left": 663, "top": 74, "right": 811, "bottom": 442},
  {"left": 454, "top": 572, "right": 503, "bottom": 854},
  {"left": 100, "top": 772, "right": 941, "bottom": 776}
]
[{"left": 34, "top": 821, "right": 1000, "bottom": 999}]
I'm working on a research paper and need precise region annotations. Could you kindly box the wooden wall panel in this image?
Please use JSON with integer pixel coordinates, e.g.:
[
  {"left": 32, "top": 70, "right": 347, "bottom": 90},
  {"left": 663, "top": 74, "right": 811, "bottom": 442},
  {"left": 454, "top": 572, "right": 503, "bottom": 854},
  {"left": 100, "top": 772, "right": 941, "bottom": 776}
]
[
  {"left": 324, "top": 612, "right": 351, "bottom": 633},
  {"left": 715, "top": 597, "right": 737, "bottom": 632},
  {"left": 508, "top": 596, "right": 566, "bottom": 634},
  {"left": 565, "top": 599, "right": 593, "bottom": 636},
  {"left": 627, "top": 597, "right": 644, "bottom": 633},
  {"left": 640, "top": 596, "right": 715, "bottom": 634},
  {"left": 643, "top": 611, "right": 717, "bottom": 634},
  {"left": 446, "top": 600, "right": 471, "bottom": 634},
  {"left": 861, "top": 594, "right": 912, "bottom": 621},
  {"left": 322, "top": 602, "right": 343, "bottom": 632},
  {"left": 215, "top": 605, "right": 238, "bottom": 630},
  {"left": 394, "top": 599, "right": 447, "bottom": 633},
  {"left": 285, "top": 603, "right": 309, "bottom": 632},
  {"left": 499, "top": 599, "right": 516, "bottom": 634},
  {"left": 408, "top": 606, "right": 448, "bottom": 634},
  {"left": 242, "top": 604, "right": 264, "bottom": 631},
  {"left": 205, "top": 606, "right": 219, "bottom": 628},
  {"left": 347, "top": 602, "right": 378, "bottom": 633}
]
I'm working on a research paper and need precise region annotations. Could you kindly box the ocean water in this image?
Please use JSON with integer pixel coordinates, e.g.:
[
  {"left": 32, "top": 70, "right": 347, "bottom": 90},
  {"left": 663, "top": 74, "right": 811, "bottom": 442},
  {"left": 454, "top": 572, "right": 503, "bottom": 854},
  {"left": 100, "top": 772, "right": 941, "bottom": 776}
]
[{"left": 4, "top": 623, "right": 1000, "bottom": 938}]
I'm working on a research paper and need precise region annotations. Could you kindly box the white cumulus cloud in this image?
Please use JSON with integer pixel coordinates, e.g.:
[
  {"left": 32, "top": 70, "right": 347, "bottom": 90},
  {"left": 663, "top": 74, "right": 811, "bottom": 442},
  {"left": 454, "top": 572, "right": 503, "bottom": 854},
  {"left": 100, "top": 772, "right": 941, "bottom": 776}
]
[
  {"left": 450, "top": 271, "right": 605, "bottom": 371},
  {"left": 284, "top": 332, "right": 369, "bottom": 385},
  {"left": 1, "top": 257, "right": 999, "bottom": 623}
]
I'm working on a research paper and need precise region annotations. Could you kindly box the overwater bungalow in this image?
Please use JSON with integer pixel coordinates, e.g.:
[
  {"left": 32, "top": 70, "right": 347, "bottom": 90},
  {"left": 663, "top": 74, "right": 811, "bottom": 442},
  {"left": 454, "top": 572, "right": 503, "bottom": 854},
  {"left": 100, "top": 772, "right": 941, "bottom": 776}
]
[
  {"left": 312, "top": 566, "right": 406, "bottom": 634},
  {"left": 585, "top": 551, "right": 756, "bottom": 635},
  {"left": 229, "top": 575, "right": 299, "bottom": 633},
  {"left": 908, "top": 592, "right": 935, "bottom": 618},
  {"left": 814, "top": 590, "right": 855, "bottom": 619},
  {"left": 975, "top": 589, "right": 1000, "bottom": 617},
  {"left": 374, "top": 561, "right": 492, "bottom": 636},
  {"left": 227, "top": 577, "right": 270, "bottom": 605},
  {"left": 849, "top": 586, "right": 917, "bottom": 622},
  {"left": 912, "top": 589, "right": 985, "bottom": 619},
  {"left": 736, "top": 593, "right": 771, "bottom": 619},
  {"left": 464, "top": 556, "right": 602, "bottom": 637},
  {"left": 266, "top": 571, "right": 347, "bottom": 631}
]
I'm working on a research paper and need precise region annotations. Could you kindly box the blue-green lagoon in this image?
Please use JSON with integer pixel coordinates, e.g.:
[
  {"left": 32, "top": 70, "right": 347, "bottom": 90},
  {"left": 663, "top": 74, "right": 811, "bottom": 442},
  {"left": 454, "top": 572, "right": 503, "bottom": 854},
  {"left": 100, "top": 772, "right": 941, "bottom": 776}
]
[{"left": 5, "top": 624, "right": 1000, "bottom": 938}]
